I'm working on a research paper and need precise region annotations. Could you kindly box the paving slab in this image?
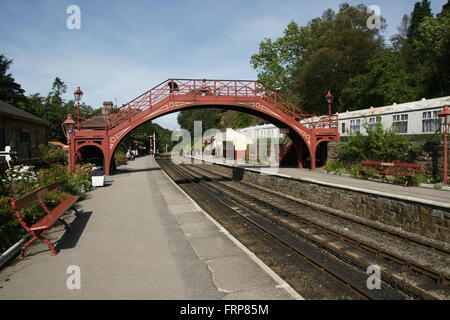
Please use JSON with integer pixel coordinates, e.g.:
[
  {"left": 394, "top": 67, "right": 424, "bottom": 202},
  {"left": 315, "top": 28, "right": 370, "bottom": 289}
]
[
  {"left": 0, "top": 155, "right": 300, "bottom": 300},
  {"left": 188, "top": 236, "right": 244, "bottom": 260}
]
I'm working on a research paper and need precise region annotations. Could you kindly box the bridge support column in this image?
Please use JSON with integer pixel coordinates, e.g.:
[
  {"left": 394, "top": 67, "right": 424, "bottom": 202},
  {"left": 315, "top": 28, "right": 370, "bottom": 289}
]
[
  {"left": 68, "top": 136, "right": 75, "bottom": 172},
  {"left": 291, "top": 138, "right": 304, "bottom": 169},
  {"left": 309, "top": 143, "right": 317, "bottom": 170},
  {"left": 105, "top": 152, "right": 111, "bottom": 176}
]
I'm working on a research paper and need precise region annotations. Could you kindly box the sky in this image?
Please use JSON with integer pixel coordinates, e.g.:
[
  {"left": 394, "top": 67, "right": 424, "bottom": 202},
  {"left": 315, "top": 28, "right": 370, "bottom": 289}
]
[{"left": 0, "top": 0, "right": 447, "bottom": 130}]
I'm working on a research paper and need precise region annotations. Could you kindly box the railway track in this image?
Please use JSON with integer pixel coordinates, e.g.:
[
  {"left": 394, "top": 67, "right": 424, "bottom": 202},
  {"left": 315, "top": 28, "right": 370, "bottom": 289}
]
[
  {"left": 184, "top": 163, "right": 450, "bottom": 291},
  {"left": 158, "top": 158, "right": 448, "bottom": 300}
]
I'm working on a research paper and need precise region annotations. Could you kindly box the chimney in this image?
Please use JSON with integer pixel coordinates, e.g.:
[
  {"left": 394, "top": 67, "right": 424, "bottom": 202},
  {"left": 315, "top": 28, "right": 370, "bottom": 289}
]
[{"left": 102, "top": 101, "right": 113, "bottom": 115}]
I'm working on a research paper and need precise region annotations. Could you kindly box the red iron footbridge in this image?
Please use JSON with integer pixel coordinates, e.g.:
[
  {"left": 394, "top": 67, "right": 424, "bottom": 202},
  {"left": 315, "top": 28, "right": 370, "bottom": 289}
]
[{"left": 64, "top": 79, "right": 339, "bottom": 175}]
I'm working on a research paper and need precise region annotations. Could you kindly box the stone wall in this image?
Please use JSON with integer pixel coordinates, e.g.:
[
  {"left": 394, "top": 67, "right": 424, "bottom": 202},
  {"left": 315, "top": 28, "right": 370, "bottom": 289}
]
[{"left": 198, "top": 162, "right": 450, "bottom": 243}]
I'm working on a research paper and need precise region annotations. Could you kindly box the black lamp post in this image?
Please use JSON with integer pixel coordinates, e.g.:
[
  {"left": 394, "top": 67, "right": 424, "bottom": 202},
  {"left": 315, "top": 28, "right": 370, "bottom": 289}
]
[{"left": 74, "top": 86, "right": 84, "bottom": 128}]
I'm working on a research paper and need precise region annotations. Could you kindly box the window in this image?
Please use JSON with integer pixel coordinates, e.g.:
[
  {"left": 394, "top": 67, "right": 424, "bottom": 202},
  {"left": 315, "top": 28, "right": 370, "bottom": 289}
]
[
  {"left": 261, "top": 130, "right": 267, "bottom": 138},
  {"left": 10, "top": 128, "right": 17, "bottom": 147},
  {"left": 367, "top": 116, "right": 382, "bottom": 132},
  {"left": 392, "top": 114, "right": 408, "bottom": 133},
  {"left": 341, "top": 122, "right": 346, "bottom": 134},
  {"left": 31, "top": 132, "right": 37, "bottom": 148},
  {"left": 422, "top": 111, "right": 440, "bottom": 133},
  {"left": 350, "top": 119, "right": 361, "bottom": 133}
]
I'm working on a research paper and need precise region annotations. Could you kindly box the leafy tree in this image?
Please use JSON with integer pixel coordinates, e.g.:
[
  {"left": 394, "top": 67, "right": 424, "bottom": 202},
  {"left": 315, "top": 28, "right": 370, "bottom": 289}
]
[
  {"left": 412, "top": 14, "right": 450, "bottom": 97},
  {"left": 442, "top": 0, "right": 450, "bottom": 15},
  {"left": 407, "top": 0, "right": 432, "bottom": 40},
  {"left": 127, "top": 122, "right": 174, "bottom": 153},
  {"left": 391, "top": 14, "right": 410, "bottom": 51},
  {"left": 341, "top": 49, "right": 419, "bottom": 110},
  {"left": 251, "top": 3, "right": 386, "bottom": 114},
  {"left": 177, "top": 108, "right": 223, "bottom": 135},
  {"left": 0, "top": 54, "right": 27, "bottom": 106},
  {"left": 222, "top": 111, "right": 265, "bottom": 129}
]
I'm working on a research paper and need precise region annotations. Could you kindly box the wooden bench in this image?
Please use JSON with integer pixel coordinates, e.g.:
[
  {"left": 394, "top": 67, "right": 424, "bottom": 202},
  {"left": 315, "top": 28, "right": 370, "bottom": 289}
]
[
  {"left": 357, "top": 161, "right": 423, "bottom": 187},
  {"left": 11, "top": 182, "right": 80, "bottom": 259}
]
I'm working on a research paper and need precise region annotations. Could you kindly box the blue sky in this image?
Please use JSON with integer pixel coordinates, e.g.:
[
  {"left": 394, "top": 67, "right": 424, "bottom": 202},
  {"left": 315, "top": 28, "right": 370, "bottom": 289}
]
[{"left": 0, "top": 0, "right": 447, "bottom": 130}]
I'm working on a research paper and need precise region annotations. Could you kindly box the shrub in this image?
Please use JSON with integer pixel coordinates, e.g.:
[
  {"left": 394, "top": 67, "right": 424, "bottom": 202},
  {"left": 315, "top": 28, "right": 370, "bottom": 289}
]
[
  {"left": 338, "top": 120, "right": 423, "bottom": 165},
  {"left": 40, "top": 144, "right": 68, "bottom": 166},
  {"left": 324, "top": 160, "right": 342, "bottom": 173}
]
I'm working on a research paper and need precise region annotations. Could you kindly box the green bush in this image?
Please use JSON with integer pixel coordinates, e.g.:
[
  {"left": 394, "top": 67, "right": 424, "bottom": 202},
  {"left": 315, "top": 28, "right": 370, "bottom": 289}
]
[
  {"left": 40, "top": 144, "right": 68, "bottom": 166},
  {"left": 324, "top": 160, "right": 342, "bottom": 173},
  {"left": 412, "top": 174, "right": 431, "bottom": 186},
  {"left": 338, "top": 120, "right": 423, "bottom": 165}
]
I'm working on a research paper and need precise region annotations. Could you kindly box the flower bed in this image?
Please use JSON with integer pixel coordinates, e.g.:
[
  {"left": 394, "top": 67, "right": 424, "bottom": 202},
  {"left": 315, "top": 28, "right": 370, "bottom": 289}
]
[{"left": 0, "top": 164, "right": 93, "bottom": 252}]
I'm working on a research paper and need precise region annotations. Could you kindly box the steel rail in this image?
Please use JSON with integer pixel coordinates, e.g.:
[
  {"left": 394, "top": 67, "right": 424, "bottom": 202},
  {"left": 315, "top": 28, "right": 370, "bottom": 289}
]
[
  {"left": 158, "top": 159, "right": 400, "bottom": 300},
  {"left": 187, "top": 162, "right": 450, "bottom": 256},
  {"left": 185, "top": 163, "right": 450, "bottom": 291}
]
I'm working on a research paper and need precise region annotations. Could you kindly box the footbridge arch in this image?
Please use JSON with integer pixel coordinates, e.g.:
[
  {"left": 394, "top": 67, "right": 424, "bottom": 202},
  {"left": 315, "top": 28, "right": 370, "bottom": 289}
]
[{"left": 68, "top": 79, "right": 339, "bottom": 175}]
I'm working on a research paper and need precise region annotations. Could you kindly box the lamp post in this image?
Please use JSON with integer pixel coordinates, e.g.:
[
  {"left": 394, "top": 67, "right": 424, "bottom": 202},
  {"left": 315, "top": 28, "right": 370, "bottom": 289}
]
[
  {"left": 438, "top": 105, "right": 450, "bottom": 184},
  {"left": 325, "top": 91, "right": 334, "bottom": 116},
  {"left": 74, "top": 86, "right": 84, "bottom": 128},
  {"left": 62, "top": 114, "right": 76, "bottom": 171},
  {"left": 149, "top": 135, "right": 154, "bottom": 154}
]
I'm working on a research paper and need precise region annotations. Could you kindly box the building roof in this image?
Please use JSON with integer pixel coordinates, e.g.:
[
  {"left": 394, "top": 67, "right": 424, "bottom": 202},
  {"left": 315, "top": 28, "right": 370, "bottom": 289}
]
[
  {"left": 239, "top": 123, "right": 278, "bottom": 132},
  {"left": 337, "top": 96, "right": 450, "bottom": 120},
  {"left": 0, "top": 100, "right": 50, "bottom": 125}
]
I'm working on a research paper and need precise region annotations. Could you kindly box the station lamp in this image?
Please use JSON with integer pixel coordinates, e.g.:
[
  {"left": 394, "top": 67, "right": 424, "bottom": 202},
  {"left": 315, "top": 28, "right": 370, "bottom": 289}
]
[
  {"left": 325, "top": 91, "right": 334, "bottom": 115},
  {"left": 62, "top": 114, "right": 76, "bottom": 142},
  {"left": 74, "top": 86, "right": 84, "bottom": 127}
]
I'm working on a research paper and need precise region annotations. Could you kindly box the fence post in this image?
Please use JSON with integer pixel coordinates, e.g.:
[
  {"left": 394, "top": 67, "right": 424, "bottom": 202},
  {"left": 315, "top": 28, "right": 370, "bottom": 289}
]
[{"left": 0, "top": 146, "right": 13, "bottom": 168}]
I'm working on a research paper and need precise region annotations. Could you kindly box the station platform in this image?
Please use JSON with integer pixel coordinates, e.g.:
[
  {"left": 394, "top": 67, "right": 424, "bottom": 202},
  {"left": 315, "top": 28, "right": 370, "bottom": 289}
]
[
  {"left": 188, "top": 156, "right": 450, "bottom": 208},
  {"left": 0, "top": 156, "right": 300, "bottom": 300}
]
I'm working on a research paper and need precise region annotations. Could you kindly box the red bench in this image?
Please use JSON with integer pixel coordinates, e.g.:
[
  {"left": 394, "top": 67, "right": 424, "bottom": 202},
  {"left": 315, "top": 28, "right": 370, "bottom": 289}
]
[
  {"left": 357, "top": 161, "right": 423, "bottom": 187},
  {"left": 11, "top": 182, "right": 80, "bottom": 259}
]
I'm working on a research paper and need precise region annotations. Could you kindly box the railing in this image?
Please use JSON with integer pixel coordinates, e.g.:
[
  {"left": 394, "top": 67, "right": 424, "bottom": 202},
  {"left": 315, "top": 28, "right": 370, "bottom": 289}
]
[
  {"left": 279, "top": 135, "right": 294, "bottom": 162},
  {"left": 302, "top": 114, "right": 339, "bottom": 130},
  {"left": 78, "top": 79, "right": 338, "bottom": 131}
]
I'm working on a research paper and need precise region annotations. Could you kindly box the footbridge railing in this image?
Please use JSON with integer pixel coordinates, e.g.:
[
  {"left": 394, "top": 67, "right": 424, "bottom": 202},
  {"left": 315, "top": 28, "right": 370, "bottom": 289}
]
[{"left": 78, "top": 79, "right": 338, "bottom": 131}]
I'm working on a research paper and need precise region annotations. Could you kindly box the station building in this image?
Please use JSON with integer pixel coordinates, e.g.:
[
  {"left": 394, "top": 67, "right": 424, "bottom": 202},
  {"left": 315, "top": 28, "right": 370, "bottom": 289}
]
[
  {"left": 0, "top": 100, "right": 49, "bottom": 158},
  {"left": 337, "top": 96, "right": 450, "bottom": 140},
  {"left": 201, "top": 96, "right": 450, "bottom": 165}
]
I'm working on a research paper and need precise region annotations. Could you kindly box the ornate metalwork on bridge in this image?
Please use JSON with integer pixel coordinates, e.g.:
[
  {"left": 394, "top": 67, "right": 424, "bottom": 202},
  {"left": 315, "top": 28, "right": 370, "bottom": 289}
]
[{"left": 67, "top": 79, "right": 340, "bottom": 175}]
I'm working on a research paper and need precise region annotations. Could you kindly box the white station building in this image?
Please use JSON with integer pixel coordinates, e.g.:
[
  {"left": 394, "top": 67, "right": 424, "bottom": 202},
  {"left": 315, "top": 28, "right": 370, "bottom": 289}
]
[
  {"left": 203, "top": 96, "right": 450, "bottom": 161},
  {"left": 337, "top": 96, "right": 450, "bottom": 137}
]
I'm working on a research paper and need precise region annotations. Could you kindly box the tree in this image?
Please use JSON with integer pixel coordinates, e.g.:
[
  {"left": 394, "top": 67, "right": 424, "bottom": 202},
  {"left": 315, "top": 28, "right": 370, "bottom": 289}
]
[
  {"left": 442, "top": 0, "right": 450, "bottom": 15},
  {"left": 341, "top": 49, "right": 419, "bottom": 110},
  {"left": 251, "top": 3, "right": 386, "bottom": 114},
  {"left": 391, "top": 14, "right": 410, "bottom": 51},
  {"left": 250, "top": 21, "right": 309, "bottom": 99},
  {"left": 412, "top": 14, "right": 450, "bottom": 97},
  {"left": 127, "top": 122, "right": 175, "bottom": 153},
  {"left": 222, "top": 111, "right": 265, "bottom": 129},
  {"left": 407, "top": 0, "right": 432, "bottom": 40},
  {"left": 0, "top": 54, "right": 27, "bottom": 106},
  {"left": 177, "top": 108, "right": 223, "bottom": 135}
]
